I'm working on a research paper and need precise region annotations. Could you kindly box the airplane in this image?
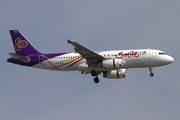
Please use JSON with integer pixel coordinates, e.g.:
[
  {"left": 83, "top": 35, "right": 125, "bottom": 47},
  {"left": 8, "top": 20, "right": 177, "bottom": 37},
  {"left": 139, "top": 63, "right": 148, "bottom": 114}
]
[{"left": 7, "top": 30, "right": 174, "bottom": 83}]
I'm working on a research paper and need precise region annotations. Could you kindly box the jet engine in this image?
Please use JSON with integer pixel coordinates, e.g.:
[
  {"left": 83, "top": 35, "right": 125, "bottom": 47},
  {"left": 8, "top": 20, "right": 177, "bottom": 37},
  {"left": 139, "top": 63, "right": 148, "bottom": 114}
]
[
  {"left": 100, "top": 59, "right": 124, "bottom": 69},
  {"left": 103, "top": 69, "right": 127, "bottom": 79}
]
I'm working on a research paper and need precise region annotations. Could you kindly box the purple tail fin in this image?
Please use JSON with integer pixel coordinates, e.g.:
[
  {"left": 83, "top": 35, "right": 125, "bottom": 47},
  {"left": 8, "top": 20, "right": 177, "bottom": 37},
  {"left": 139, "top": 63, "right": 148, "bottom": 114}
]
[{"left": 9, "top": 30, "right": 40, "bottom": 56}]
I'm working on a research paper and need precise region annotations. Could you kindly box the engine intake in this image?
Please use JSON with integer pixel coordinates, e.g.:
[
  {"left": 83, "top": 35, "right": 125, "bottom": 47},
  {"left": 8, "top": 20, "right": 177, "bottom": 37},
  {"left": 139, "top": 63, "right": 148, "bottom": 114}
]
[{"left": 103, "top": 69, "right": 126, "bottom": 79}]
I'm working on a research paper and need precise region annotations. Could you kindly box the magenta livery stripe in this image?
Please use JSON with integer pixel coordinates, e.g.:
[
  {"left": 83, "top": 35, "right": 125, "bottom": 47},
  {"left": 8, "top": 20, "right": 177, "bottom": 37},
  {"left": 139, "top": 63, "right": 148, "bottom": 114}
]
[
  {"left": 96, "top": 51, "right": 104, "bottom": 53},
  {"left": 113, "top": 59, "right": 115, "bottom": 68},
  {"left": 64, "top": 58, "right": 83, "bottom": 69},
  {"left": 116, "top": 70, "right": 119, "bottom": 78},
  {"left": 47, "top": 60, "right": 59, "bottom": 70}
]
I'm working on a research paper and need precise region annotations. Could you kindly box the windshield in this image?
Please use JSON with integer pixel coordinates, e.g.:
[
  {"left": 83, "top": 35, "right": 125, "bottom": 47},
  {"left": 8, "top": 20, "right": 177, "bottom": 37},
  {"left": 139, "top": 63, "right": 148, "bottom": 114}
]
[{"left": 159, "top": 52, "right": 166, "bottom": 55}]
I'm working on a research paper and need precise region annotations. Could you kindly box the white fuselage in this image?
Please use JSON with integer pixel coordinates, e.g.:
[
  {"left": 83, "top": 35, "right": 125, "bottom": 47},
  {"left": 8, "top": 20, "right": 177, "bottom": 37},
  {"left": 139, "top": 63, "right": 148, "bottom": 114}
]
[
  {"left": 8, "top": 30, "right": 174, "bottom": 83},
  {"left": 32, "top": 49, "right": 174, "bottom": 72}
]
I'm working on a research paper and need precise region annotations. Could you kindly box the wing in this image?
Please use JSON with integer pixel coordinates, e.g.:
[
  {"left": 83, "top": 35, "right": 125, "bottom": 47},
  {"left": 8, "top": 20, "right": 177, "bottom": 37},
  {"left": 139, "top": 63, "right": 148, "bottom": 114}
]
[{"left": 67, "top": 40, "right": 104, "bottom": 66}]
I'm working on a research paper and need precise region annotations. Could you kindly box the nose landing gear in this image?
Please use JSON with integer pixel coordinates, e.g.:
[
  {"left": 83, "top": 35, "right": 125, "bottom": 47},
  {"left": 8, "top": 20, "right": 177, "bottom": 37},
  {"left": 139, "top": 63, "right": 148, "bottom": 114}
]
[
  {"left": 150, "top": 72, "right": 154, "bottom": 77},
  {"left": 149, "top": 67, "right": 154, "bottom": 77}
]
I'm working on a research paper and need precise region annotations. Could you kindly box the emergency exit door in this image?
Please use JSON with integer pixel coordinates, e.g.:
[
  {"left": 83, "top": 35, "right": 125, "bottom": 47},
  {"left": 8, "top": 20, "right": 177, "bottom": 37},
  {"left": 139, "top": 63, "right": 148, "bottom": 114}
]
[{"left": 148, "top": 49, "right": 153, "bottom": 59}]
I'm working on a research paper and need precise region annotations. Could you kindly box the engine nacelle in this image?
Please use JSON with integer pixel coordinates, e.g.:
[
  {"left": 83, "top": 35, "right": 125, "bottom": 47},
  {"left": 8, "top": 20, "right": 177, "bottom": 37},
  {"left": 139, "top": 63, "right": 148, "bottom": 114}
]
[
  {"left": 100, "top": 59, "right": 123, "bottom": 69},
  {"left": 103, "top": 69, "right": 127, "bottom": 79}
]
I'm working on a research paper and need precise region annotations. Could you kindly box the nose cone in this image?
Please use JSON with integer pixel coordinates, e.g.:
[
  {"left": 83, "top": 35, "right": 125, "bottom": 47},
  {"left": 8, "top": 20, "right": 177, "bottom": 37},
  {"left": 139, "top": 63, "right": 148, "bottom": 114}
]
[{"left": 166, "top": 56, "right": 174, "bottom": 64}]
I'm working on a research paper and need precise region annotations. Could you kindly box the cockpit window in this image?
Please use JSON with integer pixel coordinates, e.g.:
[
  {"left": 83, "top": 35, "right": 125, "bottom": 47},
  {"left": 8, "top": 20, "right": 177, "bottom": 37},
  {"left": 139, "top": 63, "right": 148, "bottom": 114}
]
[{"left": 159, "top": 52, "right": 166, "bottom": 55}]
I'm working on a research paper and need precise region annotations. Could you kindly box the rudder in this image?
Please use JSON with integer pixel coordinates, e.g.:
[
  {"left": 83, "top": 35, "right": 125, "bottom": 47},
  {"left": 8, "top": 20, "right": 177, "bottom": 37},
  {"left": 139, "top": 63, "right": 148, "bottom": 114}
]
[{"left": 9, "top": 30, "right": 40, "bottom": 56}]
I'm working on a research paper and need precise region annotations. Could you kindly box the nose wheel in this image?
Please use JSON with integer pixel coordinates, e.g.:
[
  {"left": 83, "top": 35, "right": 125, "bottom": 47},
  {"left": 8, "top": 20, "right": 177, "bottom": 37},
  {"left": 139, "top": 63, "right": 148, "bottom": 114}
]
[
  {"left": 149, "top": 67, "right": 154, "bottom": 77},
  {"left": 150, "top": 72, "right": 154, "bottom": 77}
]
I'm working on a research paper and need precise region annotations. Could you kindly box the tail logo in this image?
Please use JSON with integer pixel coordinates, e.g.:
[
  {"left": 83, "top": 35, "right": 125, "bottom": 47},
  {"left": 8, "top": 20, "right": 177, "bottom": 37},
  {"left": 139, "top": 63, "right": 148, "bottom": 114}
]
[{"left": 15, "top": 38, "right": 28, "bottom": 51}]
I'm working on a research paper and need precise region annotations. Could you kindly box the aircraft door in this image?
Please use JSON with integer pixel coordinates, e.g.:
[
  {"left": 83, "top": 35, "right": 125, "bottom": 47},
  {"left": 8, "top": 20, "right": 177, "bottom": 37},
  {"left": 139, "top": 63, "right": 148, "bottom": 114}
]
[{"left": 148, "top": 49, "right": 153, "bottom": 59}]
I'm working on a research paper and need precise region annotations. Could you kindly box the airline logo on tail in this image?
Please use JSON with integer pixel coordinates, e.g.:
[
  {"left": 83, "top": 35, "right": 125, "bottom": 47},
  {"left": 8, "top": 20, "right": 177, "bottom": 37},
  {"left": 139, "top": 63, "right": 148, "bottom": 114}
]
[{"left": 15, "top": 38, "right": 28, "bottom": 51}]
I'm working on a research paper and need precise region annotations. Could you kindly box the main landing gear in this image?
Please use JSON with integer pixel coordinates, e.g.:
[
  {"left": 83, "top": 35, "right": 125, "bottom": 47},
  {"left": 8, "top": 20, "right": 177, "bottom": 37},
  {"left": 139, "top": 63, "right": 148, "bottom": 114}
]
[
  {"left": 91, "top": 70, "right": 99, "bottom": 83},
  {"left": 149, "top": 67, "right": 154, "bottom": 77},
  {"left": 94, "top": 77, "right": 99, "bottom": 83}
]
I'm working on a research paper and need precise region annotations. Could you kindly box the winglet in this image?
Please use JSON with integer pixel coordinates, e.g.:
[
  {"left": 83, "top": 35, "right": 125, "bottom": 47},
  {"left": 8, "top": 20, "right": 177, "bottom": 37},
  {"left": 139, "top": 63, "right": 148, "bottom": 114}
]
[{"left": 67, "top": 39, "right": 72, "bottom": 44}]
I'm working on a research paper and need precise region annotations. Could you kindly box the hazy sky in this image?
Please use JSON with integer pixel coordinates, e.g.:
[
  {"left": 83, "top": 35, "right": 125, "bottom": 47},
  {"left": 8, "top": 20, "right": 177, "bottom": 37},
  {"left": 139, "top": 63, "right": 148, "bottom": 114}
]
[{"left": 0, "top": 0, "right": 180, "bottom": 120}]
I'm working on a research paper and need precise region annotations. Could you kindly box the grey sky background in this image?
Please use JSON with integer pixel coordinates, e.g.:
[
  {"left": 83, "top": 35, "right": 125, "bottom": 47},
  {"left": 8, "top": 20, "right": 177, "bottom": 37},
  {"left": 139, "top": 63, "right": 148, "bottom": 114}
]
[{"left": 0, "top": 0, "right": 179, "bottom": 120}]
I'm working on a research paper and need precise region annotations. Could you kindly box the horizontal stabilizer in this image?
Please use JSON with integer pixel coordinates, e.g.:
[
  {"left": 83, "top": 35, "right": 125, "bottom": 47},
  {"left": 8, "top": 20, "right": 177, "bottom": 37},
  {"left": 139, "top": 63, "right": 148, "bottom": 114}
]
[{"left": 8, "top": 53, "right": 30, "bottom": 63}]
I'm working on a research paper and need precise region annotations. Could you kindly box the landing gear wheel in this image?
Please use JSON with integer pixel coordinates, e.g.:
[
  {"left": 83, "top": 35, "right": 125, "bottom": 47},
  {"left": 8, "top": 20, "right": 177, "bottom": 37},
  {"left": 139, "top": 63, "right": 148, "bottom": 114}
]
[
  {"left": 91, "top": 70, "right": 97, "bottom": 77},
  {"left": 150, "top": 72, "right": 154, "bottom": 77},
  {"left": 149, "top": 67, "right": 154, "bottom": 77},
  {"left": 94, "top": 77, "right": 99, "bottom": 83}
]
